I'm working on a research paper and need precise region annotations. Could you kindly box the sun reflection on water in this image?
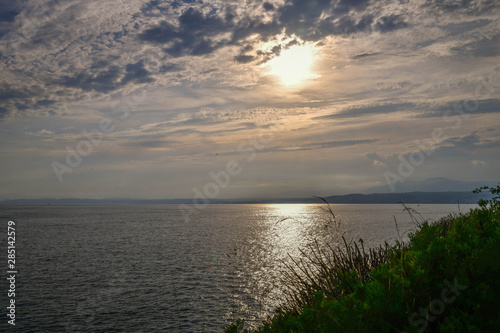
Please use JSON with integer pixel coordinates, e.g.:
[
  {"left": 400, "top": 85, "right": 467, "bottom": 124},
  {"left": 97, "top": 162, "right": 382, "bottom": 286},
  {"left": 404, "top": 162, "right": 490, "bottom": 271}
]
[
  {"left": 263, "top": 203, "right": 343, "bottom": 258},
  {"left": 241, "top": 203, "right": 338, "bottom": 326}
]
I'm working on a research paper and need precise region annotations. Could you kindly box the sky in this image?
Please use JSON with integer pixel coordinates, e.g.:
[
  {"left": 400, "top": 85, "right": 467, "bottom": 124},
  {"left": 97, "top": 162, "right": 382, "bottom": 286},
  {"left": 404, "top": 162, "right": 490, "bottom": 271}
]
[{"left": 0, "top": 0, "right": 499, "bottom": 200}]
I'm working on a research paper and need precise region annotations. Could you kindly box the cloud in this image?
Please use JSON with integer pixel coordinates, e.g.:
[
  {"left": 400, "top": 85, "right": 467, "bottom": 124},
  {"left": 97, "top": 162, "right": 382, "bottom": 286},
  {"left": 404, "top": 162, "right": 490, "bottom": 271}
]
[
  {"left": 0, "top": 83, "right": 29, "bottom": 101},
  {"left": 139, "top": 7, "right": 233, "bottom": 57},
  {"left": 138, "top": 0, "right": 411, "bottom": 61},
  {"left": 443, "top": 133, "right": 500, "bottom": 149},
  {"left": 263, "top": 138, "right": 378, "bottom": 153},
  {"left": 352, "top": 52, "right": 381, "bottom": 59},
  {"left": 0, "top": 106, "right": 8, "bottom": 118},
  {"left": 4, "top": 0, "right": 495, "bottom": 118},
  {"left": 121, "top": 60, "right": 153, "bottom": 85},
  {"left": 25, "top": 129, "right": 54, "bottom": 136},
  {"left": 0, "top": 0, "right": 22, "bottom": 38},
  {"left": 422, "top": 0, "right": 498, "bottom": 15},
  {"left": 59, "top": 65, "right": 123, "bottom": 93},
  {"left": 0, "top": 82, "right": 56, "bottom": 118},
  {"left": 0, "top": 0, "right": 497, "bottom": 120},
  {"left": 58, "top": 58, "right": 153, "bottom": 93},
  {"left": 316, "top": 102, "right": 416, "bottom": 119},
  {"left": 366, "top": 152, "right": 385, "bottom": 163},
  {"left": 453, "top": 34, "right": 500, "bottom": 58},
  {"left": 416, "top": 99, "right": 500, "bottom": 118},
  {"left": 374, "top": 14, "right": 408, "bottom": 32},
  {"left": 366, "top": 152, "right": 386, "bottom": 167},
  {"left": 159, "top": 63, "right": 183, "bottom": 73},
  {"left": 336, "top": 0, "right": 371, "bottom": 14},
  {"left": 472, "top": 159, "right": 487, "bottom": 167},
  {"left": 234, "top": 54, "right": 256, "bottom": 63},
  {"left": 263, "top": 2, "right": 275, "bottom": 12},
  {"left": 0, "top": 0, "right": 20, "bottom": 22},
  {"left": 1, "top": 0, "right": 499, "bottom": 200},
  {"left": 123, "top": 139, "right": 176, "bottom": 149}
]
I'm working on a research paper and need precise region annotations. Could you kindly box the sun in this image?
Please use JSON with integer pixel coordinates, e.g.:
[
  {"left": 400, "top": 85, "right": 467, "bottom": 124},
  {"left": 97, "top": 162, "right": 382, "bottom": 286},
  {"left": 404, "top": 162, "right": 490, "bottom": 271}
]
[{"left": 267, "top": 44, "right": 319, "bottom": 87}]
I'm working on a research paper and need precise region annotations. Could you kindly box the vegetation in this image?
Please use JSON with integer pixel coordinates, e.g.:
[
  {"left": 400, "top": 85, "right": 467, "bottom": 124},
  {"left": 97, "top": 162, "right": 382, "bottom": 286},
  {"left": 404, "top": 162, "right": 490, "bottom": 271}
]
[{"left": 225, "top": 184, "right": 500, "bottom": 332}]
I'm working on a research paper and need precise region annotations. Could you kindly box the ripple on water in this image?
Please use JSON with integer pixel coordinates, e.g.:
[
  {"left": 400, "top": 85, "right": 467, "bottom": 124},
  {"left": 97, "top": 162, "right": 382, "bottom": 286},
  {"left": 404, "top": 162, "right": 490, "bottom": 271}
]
[{"left": 0, "top": 203, "right": 475, "bottom": 332}]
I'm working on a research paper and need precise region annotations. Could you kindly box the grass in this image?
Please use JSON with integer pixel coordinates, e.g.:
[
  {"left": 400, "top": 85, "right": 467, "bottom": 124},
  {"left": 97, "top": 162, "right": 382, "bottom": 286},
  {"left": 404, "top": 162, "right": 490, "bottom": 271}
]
[{"left": 225, "top": 184, "right": 500, "bottom": 332}]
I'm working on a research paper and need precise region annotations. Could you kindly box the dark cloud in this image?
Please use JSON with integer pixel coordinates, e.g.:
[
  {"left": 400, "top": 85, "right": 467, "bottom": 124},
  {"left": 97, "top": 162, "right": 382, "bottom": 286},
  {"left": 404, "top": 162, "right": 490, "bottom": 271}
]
[
  {"left": 375, "top": 14, "right": 408, "bottom": 32},
  {"left": 60, "top": 65, "right": 122, "bottom": 93},
  {"left": 278, "top": 0, "right": 336, "bottom": 39},
  {"left": 0, "top": 0, "right": 22, "bottom": 38},
  {"left": 0, "top": 0, "right": 21, "bottom": 22},
  {"left": 317, "top": 14, "right": 374, "bottom": 36},
  {"left": 0, "top": 106, "right": 9, "bottom": 118},
  {"left": 0, "top": 83, "right": 51, "bottom": 117},
  {"left": 335, "top": 0, "right": 371, "bottom": 14},
  {"left": 59, "top": 60, "right": 152, "bottom": 93},
  {"left": 424, "top": 0, "right": 473, "bottom": 12},
  {"left": 443, "top": 133, "right": 500, "bottom": 149},
  {"left": 159, "top": 63, "right": 184, "bottom": 73},
  {"left": 444, "top": 133, "right": 479, "bottom": 148},
  {"left": 121, "top": 61, "right": 153, "bottom": 85},
  {"left": 234, "top": 54, "right": 256, "bottom": 63},
  {"left": 241, "top": 122, "right": 258, "bottom": 129},
  {"left": 226, "top": 138, "right": 378, "bottom": 156},
  {"left": 339, "top": 0, "right": 370, "bottom": 8},
  {"left": 441, "top": 19, "right": 492, "bottom": 37},
  {"left": 124, "top": 140, "right": 175, "bottom": 148},
  {"left": 278, "top": 0, "right": 379, "bottom": 40},
  {"left": 0, "top": 84, "right": 28, "bottom": 101},
  {"left": 265, "top": 139, "right": 378, "bottom": 153},
  {"left": 139, "top": 7, "right": 232, "bottom": 57},
  {"left": 263, "top": 2, "right": 275, "bottom": 11},
  {"left": 34, "top": 99, "right": 56, "bottom": 108},
  {"left": 453, "top": 34, "right": 500, "bottom": 58},
  {"left": 304, "top": 139, "right": 378, "bottom": 149},
  {"left": 139, "top": 1, "right": 410, "bottom": 59},
  {"left": 279, "top": 0, "right": 334, "bottom": 26},
  {"left": 366, "top": 152, "right": 384, "bottom": 162},
  {"left": 353, "top": 52, "right": 381, "bottom": 59},
  {"left": 416, "top": 99, "right": 500, "bottom": 118},
  {"left": 316, "top": 102, "right": 416, "bottom": 119},
  {"left": 140, "top": 0, "right": 171, "bottom": 18},
  {"left": 422, "top": 0, "right": 498, "bottom": 15}
]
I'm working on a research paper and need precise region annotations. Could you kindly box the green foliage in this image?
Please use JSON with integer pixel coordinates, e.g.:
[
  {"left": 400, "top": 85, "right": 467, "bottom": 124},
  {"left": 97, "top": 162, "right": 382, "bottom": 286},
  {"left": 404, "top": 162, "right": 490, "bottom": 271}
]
[
  {"left": 225, "top": 318, "right": 249, "bottom": 333},
  {"left": 225, "top": 184, "right": 500, "bottom": 333},
  {"left": 473, "top": 183, "right": 500, "bottom": 210}
]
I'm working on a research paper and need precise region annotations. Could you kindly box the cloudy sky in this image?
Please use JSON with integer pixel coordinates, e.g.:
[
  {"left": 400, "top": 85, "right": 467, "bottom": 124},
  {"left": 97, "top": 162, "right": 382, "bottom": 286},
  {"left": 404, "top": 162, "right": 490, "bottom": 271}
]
[{"left": 0, "top": 0, "right": 499, "bottom": 200}]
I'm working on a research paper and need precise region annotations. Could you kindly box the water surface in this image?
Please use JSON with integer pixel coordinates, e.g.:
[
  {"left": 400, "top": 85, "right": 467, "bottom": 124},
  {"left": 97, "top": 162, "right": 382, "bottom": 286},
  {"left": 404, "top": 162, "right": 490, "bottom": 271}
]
[{"left": 0, "top": 203, "right": 475, "bottom": 332}]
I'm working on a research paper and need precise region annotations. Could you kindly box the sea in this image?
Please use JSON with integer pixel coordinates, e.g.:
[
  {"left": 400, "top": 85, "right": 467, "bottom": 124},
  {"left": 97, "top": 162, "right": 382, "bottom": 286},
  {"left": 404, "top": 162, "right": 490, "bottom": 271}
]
[{"left": 0, "top": 203, "right": 477, "bottom": 332}]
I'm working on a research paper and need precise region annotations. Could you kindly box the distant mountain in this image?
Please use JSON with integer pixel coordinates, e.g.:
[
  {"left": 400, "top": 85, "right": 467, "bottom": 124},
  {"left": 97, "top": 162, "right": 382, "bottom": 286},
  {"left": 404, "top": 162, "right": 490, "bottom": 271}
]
[
  {"left": 323, "top": 191, "right": 490, "bottom": 204},
  {"left": 0, "top": 198, "right": 189, "bottom": 205},
  {"left": 365, "top": 177, "right": 498, "bottom": 194},
  {"left": 0, "top": 190, "right": 493, "bottom": 205}
]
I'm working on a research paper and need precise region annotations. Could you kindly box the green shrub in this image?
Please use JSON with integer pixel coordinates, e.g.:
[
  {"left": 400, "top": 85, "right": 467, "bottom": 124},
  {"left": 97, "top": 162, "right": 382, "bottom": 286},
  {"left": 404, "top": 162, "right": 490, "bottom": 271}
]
[{"left": 225, "top": 184, "right": 500, "bottom": 333}]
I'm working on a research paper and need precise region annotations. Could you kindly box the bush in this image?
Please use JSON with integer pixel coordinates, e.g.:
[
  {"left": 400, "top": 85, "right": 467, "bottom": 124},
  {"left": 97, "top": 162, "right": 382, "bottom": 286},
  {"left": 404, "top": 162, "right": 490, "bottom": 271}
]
[{"left": 225, "top": 184, "right": 500, "bottom": 332}]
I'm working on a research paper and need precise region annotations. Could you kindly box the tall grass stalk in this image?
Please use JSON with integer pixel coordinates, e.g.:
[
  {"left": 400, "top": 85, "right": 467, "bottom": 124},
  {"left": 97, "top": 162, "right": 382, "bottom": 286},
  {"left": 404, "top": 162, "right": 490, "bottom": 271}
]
[
  {"left": 226, "top": 184, "right": 500, "bottom": 332},
  {"left": 279, "top": 236, "right": 398, "bottom": 313}
]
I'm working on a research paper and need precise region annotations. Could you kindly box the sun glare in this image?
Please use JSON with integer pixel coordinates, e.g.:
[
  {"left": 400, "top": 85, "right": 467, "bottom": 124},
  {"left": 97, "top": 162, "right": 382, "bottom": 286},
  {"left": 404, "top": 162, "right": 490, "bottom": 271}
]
[{"left": 267, "top": 44, "right": 319, "bottom": 87}]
